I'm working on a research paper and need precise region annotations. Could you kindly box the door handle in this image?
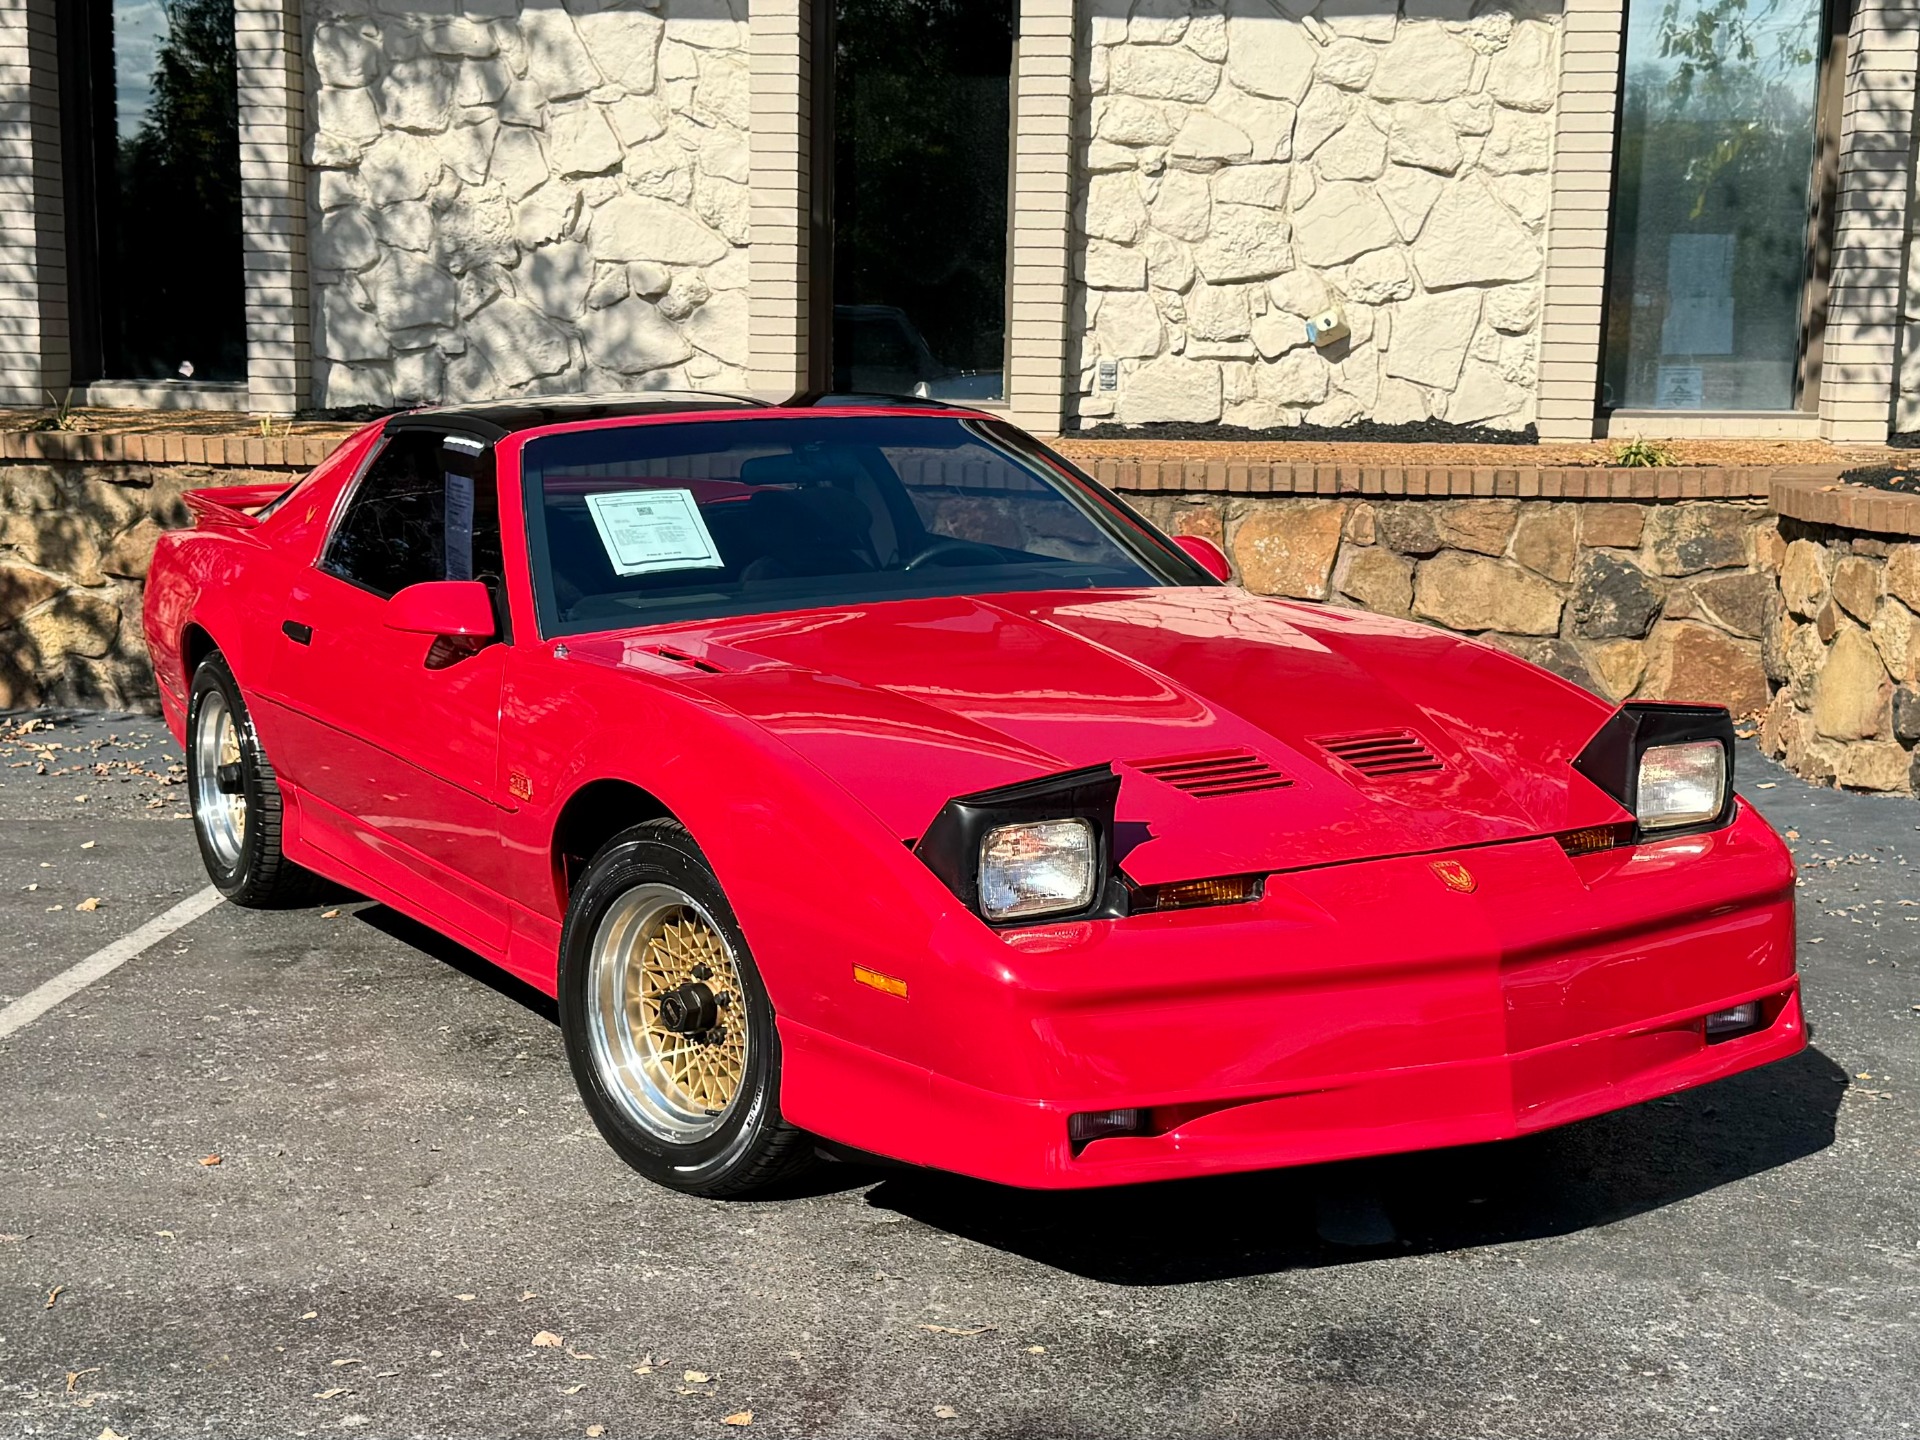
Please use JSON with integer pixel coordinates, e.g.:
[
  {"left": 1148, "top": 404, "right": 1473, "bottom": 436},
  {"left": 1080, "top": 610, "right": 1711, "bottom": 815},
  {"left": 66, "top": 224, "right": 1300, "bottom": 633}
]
[{"left": 281, "top": 620, "right": 313, "bottom": 645}]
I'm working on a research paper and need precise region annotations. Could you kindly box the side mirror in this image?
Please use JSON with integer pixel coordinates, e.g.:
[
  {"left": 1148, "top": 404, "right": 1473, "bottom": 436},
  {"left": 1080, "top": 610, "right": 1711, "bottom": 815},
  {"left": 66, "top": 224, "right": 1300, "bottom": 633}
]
[
  {"left": 1173, "top": 534, "right": 1233, "bottom": 583},
  {"left": 385, "top": 580, "right": 497, "bottom": 640}
]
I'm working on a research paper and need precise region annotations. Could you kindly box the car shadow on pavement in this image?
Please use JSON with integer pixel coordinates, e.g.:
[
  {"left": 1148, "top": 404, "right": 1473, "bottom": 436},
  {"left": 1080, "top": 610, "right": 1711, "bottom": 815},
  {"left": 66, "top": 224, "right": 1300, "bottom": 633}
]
[
  {"left": 338, "top": 898, "right": 1847, "bottom": 1281},
  {"left": 860, "top": 1045, "right": 1849, "bottom": 1285},
  {"left": 352, "top": 904, "right": 560, "bottom": 1024}
]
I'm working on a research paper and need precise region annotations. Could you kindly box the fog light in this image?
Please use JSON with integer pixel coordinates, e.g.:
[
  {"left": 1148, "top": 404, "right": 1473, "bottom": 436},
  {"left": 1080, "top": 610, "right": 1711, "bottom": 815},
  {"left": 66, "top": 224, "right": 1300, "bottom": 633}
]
[
  {"left": 1705, "top": 1002, "right": 1761, "bottom": 1040},
  {"left": 1068, "top": 1108, "right": 1147, "bottom": 1147}
]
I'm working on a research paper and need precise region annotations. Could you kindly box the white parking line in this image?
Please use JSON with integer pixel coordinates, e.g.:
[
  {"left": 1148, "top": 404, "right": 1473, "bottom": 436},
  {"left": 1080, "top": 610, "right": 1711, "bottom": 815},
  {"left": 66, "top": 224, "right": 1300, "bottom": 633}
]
[{"left": 0, "top": 886, "right": 223, "bottom": 1041}]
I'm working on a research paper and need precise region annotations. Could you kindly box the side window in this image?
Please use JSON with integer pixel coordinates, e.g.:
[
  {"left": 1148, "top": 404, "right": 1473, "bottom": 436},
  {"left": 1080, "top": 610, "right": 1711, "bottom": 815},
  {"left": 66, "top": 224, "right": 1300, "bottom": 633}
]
[{"left": 321, "top": 432, "right": 501, "bottom": 598}]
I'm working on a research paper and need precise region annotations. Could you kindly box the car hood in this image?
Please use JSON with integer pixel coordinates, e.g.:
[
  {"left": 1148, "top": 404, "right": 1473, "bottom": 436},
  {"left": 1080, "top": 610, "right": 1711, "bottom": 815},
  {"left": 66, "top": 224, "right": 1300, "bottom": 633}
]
[{"left": 571, "top": 588, "right": 1632, "bottom": 885}]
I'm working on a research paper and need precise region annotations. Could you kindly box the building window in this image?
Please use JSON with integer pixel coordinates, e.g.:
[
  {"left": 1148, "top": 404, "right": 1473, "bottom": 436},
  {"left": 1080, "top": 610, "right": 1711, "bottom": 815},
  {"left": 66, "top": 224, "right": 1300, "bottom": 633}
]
[
  {"left": 1602, "top": 0, "right": 1838, "bottom": 412},
  {"left": 59, "top": 0, "right": 246, "bottom": 386},
  {"left": 828, "top": 0, "right": 1014, "bottom": 402}
]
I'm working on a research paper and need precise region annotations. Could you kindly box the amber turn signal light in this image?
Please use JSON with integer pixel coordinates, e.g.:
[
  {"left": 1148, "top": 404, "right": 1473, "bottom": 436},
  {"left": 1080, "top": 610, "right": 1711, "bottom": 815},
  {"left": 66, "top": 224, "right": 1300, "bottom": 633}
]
[
  {"left": 1557, "top": 822, "right": 1636, "bottom": 856},
  {"left": 852, "top": 965, "right": 908, "bottom": 998},
  {"left": 1130, "top": 873, "right": 1264, "bottom": 913}
]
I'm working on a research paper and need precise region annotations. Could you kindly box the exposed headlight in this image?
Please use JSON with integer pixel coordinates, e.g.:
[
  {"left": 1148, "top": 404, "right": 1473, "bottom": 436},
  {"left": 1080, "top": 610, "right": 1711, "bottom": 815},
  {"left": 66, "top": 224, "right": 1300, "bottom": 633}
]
[
  {"left": 1636, "top": 740, "right": 1726, "bottom": 830},
  {"left": 979, "top": 818, "right": 1097, "bottom": 922}
]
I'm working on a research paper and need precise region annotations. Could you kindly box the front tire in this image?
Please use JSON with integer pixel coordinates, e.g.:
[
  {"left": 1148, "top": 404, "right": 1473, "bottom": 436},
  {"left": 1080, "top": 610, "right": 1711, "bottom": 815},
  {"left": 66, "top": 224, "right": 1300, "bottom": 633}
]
[
  {"left": 186, "top": 653, "right": 317, "bottom": 907},
  {"left": 559, "top": 820, "right": 815, "bottom": 1197}
]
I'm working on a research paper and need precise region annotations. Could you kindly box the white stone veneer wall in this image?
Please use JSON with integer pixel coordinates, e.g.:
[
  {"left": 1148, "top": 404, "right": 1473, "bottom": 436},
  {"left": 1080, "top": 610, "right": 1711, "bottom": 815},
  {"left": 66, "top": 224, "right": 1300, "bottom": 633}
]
[
  {"left": 1077, "top": 0, "right": 1560, "bottom": 432},
  {"left": 306, "top": 0, "right": 751, "bottom": 411}
]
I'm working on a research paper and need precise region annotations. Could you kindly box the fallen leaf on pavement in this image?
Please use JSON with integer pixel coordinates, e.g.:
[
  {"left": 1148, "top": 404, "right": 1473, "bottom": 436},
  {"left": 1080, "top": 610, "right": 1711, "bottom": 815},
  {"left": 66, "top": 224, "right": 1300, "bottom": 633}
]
[
  {"left": 562, "top": 1384, "right": 586, "bottom": 1395},
  {"left": 75, "top": 897, "right": 102, "bottom": 911},
  {"left": 300, "top": 1311, "right": 318, "bottom": 1320},
  {"left": 45, "top": 1285, "right": 64, "bottom": 1309},
  {"left": 918, "top": 1324, "right": 994, "bottom": 1336},
  {"left": 454, "top": 1294, "right": 476, "bottom": 1302},
  {"left": 933, "top": 1406, "right": 959, "bottom": 1420},
  {"left": 81, "top": 840, "right": 96, "bottom": 848},
  {"left": 322, "top": 910, "right": 341, "bottom": 919},
  {"left": 0, "top": 1233, "right": 21, "bottom": 1243},
  {"left": 1026, "top": 1345, "right": 1046, "bottom": 1354},
  {"left": 98, "top": 1429, "right": 127, "bottom": 1440},
  {"left": 567, "top": 1349, "right": 597, "bottom": 1360},
  {"left": 313, "top": 1388, "right": 347, "bottom": 1400},
  {"left": 66, "top": 1367, "right": 100, "bottom": 1392},
  {"left": 521, "top": 1291, "right": 539, "bottom": 1302},
  {"left": 723, "top": 1412, "right": 753, "bottom": 1427},
  {"left": 533, "top": 1331, "right": 564, "bottom": 1348},
  {"left": 683, "top": 1370, "right": 710, "bottom": 1384},
  {"left": 198, "top": 1155, "right": 221, "bottom": 1167},
  {"left": 587, "top": 1428, "right": 605, "bottom": 1438},
  {"left": 331, "top": 1358, "right": 363, "bottom": 1368}
]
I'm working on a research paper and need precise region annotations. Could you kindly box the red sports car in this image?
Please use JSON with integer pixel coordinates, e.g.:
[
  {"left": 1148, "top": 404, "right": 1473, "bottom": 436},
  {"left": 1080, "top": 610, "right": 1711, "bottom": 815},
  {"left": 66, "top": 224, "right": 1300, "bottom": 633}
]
[{"left": 144, "top": 396, "right": 1803, "bottom": 1196}]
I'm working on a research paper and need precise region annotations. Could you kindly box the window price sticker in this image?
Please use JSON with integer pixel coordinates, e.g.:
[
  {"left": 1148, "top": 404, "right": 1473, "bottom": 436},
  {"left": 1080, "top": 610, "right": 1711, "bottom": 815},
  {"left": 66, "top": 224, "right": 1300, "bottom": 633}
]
[{"left": 584, "top": 488, "right": 725, "bottom": 577}]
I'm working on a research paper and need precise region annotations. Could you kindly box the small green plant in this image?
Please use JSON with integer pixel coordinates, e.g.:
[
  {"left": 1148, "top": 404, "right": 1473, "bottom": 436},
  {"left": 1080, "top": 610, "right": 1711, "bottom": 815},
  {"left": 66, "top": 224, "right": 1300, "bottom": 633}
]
[
  {"left": 28, "top": 389, "right": 84, "bottom": 433},
  {"left": 1612, "top": 436, "right": 1677, "bottom": 468}
]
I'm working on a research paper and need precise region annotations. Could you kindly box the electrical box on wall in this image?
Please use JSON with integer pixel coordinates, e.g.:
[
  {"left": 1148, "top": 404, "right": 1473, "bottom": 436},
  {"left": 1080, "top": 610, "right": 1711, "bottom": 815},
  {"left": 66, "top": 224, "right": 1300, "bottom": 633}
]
[
  {"left": 1306, "top": 304, "right": 1350, "bottom": 348},
  {"left": 1098, "top": 360, "right": 1118, "bottom": 392}
]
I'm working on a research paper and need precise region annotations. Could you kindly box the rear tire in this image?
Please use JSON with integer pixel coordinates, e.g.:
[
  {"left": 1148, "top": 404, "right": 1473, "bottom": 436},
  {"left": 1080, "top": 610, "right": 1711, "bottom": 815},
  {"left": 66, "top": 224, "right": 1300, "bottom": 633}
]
[
  {"left": 559, "top": 819, "right": 816, "bottom": 1197},
  {"left": 186, "top": 653, "right": 318, "bottom": 907}
]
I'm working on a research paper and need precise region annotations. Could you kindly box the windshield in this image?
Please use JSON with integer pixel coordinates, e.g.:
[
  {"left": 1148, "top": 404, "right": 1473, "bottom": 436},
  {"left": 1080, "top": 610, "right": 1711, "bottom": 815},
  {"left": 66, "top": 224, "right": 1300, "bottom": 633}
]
[{"left": 520, "top": 413, "right": 1207, "bottom": 636}]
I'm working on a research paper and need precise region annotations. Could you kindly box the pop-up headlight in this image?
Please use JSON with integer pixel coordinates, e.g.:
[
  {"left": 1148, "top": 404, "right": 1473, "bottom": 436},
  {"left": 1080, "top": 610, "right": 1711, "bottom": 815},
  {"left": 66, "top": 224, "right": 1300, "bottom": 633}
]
[
  {"left": 1572, "top": 703, "right": 1736, "bottom": 842},
  {"left": 1636, "top": 740, "right": 1727, "bottom": 830},
  {"left": 979, "top": 818, "right": 1098, "bottom": 922},
  {"left": 915, "top": 765, "right": 1120, "bottom": 926}
]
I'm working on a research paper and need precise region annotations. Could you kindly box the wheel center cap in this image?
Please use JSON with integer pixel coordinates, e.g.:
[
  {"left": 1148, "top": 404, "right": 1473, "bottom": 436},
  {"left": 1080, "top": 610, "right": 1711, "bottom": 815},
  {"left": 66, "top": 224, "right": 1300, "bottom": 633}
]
[{"left": 657, "top": 981, "right": 719, "bottom": 1035}]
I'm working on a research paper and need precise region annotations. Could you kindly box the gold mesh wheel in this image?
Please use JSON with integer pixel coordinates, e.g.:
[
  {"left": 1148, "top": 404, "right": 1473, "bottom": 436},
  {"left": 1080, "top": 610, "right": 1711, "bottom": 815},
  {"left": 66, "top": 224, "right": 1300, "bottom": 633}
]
[{"left": 586, "top": 884, "right": 751, "bottom": 1144}]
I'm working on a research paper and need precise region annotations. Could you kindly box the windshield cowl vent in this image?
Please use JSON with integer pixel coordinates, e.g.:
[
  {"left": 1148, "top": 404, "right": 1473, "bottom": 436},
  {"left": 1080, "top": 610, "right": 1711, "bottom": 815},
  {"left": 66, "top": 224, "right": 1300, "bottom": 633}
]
[
  {"left": 1315, "top": 729, "right": 1445, "bottom": 778},
  {"left": 1135, "top": 749, "right": 1293, "bottom": 798}
]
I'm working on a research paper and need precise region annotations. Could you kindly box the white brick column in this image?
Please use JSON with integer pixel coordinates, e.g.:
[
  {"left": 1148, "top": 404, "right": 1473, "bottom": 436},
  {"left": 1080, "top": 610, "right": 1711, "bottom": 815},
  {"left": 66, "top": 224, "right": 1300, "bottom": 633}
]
[
  {"left": 236, "top": 0, "right": 308, "bottom": 414},
  {"left": 1534, "top": 0, "right": 1625, "bottom": 442},
  {"left": 1003, "top": 0, "right": 1075, "bottom": 436},
  {"left": 0, "top": 0, "right": 66, "bottom": 407},
  {"left": 1830, "top": 0, "right": 1919, "bottom": 443},
  {"left": 749, "top": 0, "right": 813, "bottom": 400}
]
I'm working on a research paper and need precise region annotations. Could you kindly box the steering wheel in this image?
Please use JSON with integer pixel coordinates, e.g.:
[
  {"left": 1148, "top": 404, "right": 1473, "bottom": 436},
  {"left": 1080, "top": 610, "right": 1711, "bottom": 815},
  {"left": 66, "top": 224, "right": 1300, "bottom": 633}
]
[{"left": 902, "top": 538, "right": 1008, "bottom": 572}]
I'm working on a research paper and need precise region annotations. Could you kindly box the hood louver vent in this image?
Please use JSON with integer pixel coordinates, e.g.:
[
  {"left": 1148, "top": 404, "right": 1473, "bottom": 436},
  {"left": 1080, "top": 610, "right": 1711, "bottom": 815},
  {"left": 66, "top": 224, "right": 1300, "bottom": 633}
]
[
  {"left": 1136, "top": 749, "right": 1293, "bottom": 798},
  {"left": 1316, "top": 728, "right": 1445, "bottom": 777}
]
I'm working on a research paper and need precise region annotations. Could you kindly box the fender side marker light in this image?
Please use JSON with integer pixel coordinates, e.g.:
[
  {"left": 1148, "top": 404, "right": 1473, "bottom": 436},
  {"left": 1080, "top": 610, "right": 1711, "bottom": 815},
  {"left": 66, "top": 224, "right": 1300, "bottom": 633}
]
[{"left": 853, "top": 965, "right": 908, "bottom": 999}]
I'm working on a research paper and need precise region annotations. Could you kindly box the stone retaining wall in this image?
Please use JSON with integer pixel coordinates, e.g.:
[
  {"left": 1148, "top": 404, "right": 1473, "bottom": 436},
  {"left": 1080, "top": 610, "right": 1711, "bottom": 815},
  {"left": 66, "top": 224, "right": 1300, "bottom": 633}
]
[
  {"left": 1133, "top": 491, "right": 1776, "bottom": 717},
  {"left": 0, "top": 460, "right": 297, "bottom": 710},
  {"left": 6, "top": 447, "right": 1920, "bottom": 800}
]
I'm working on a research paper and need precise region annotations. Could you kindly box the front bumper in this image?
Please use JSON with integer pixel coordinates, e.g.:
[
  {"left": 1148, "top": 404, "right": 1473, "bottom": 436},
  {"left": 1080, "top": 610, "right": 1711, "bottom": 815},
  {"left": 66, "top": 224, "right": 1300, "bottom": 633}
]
[{"left": 780, "top": 800, "right": 1801, "bottom": 1189}]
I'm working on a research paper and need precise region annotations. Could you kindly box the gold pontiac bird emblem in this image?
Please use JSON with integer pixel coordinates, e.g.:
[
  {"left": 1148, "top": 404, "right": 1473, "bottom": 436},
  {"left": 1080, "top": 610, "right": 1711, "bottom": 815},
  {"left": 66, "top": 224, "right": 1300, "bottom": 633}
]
[{"left": 1429, "top": 859, "right": 1477, "bottom": 894}]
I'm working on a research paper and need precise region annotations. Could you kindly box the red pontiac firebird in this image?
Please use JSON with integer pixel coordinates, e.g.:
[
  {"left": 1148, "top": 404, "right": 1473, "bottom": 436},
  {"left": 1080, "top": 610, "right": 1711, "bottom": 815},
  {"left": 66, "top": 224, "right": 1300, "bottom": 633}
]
[{"left": 144, "top": 395, "right": 1803, "bottom": 1197}]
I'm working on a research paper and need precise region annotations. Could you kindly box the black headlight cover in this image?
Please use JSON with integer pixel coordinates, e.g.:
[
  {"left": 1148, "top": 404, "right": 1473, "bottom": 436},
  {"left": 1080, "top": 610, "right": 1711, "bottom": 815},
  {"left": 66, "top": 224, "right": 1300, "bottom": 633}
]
[
  {"left": 913, "top": 764, "right": 1124, "bottom": 925},
  {"left": 1571, "top": 702, "right": 1737, "bottom": 840}
]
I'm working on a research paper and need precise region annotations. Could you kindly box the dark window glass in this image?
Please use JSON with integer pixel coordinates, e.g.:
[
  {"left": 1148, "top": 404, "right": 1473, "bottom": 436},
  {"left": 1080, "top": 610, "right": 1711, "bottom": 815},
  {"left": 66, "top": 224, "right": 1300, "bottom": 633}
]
[
  {"left": 323, "top": 434, "right": 503, "bottom": 600},
  {"left": 61, "top": 0, "right": 245, "bottom": 383},
  {"left": 1602, "top": 0, "right": 1829, "bottom": 411},
  {"left": 522, "top": 415, "right": 1205, "bottom": 637},
  {"left": 830, "top": 0, "right": 1011, "bottom": 402}
]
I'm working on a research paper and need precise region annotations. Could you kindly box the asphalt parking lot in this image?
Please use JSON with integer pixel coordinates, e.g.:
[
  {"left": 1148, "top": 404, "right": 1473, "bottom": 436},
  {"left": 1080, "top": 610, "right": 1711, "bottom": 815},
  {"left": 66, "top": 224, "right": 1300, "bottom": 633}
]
[{"left": 0, "top": 712, "right": 1914, "bottom": 1440}]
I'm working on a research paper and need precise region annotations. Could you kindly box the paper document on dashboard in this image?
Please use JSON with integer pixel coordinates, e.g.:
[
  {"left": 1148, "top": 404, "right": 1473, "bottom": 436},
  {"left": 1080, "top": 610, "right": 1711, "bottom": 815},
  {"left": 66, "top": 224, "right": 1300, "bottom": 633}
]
[{"left": 585, "top": 488, "right": 725, "bottom": 576}]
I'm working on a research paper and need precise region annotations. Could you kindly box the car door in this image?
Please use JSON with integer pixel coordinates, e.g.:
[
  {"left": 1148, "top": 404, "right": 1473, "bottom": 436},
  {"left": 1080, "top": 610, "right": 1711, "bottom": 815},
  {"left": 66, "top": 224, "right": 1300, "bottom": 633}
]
[{"left": 269, "top": 425, "right": 515, "bottom": 956}]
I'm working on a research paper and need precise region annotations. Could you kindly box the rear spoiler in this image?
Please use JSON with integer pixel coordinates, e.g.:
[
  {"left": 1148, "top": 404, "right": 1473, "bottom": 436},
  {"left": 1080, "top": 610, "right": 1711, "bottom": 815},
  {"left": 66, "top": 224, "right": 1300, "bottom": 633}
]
[{"left": 182, "top": 483, "right": 292, "bottom": 530}]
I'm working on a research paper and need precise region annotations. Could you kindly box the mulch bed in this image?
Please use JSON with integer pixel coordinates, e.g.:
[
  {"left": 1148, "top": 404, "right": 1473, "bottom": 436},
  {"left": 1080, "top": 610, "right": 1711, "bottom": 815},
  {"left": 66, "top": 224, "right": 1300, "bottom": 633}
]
[
  {"left": 1068, "top": 418, "right": 1540, "bottom": 446},
  {"left": 1837, "top": 462, "right": 1920, "bottom": 495}
]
